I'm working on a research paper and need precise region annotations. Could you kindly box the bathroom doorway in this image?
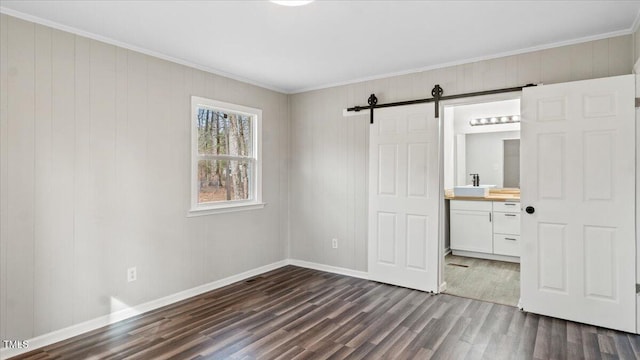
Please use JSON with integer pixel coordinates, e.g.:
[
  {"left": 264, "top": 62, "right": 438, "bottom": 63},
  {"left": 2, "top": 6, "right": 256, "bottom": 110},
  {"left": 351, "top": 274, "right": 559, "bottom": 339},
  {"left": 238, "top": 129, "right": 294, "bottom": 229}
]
[{"left": 440, "top": 96, "right": 521, "bottom": 307}]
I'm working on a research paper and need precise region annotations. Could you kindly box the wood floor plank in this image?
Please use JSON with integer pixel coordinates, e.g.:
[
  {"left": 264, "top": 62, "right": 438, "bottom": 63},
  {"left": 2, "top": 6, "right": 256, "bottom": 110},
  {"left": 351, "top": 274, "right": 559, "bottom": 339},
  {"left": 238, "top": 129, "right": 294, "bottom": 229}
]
[
  {"left": 514, "top": 313, "right": 540, "bottom": 359},
  {"left": 9, "top": 265, "right": 640, "bottom": 360}
]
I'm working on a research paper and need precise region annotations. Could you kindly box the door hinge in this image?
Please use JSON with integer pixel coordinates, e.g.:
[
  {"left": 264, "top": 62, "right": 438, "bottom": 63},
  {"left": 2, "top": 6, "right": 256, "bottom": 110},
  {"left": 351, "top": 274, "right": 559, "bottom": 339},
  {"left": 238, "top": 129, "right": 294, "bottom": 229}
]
[
  {"left": 636, "top": 284, "right": 640, "bottom": 294},
  {"left": 635, "top": 98, "right": 640, "bottom": 108}
]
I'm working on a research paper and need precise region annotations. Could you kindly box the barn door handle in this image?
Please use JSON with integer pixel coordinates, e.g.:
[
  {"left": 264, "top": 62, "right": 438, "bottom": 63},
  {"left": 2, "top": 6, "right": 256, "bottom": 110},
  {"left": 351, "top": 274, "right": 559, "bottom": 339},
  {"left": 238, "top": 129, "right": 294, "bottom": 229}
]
[{"left": 525, "top": 206, "right": 535, "bottom": 214}]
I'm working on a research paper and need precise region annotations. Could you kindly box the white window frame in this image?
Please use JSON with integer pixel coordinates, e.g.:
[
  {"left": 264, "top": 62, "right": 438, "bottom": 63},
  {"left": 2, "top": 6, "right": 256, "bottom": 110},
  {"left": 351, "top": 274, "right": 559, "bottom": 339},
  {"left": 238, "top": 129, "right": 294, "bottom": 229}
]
[{"left": 188, "top": 96, "right": 264, "bottom": 216}]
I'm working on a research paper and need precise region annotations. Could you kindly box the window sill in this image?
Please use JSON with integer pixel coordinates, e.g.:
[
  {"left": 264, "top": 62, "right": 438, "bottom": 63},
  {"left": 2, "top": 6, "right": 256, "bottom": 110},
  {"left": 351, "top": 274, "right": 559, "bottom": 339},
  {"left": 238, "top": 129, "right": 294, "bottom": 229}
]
[{"left": 187, "top": 202, "right": 266, "bottom": 217}]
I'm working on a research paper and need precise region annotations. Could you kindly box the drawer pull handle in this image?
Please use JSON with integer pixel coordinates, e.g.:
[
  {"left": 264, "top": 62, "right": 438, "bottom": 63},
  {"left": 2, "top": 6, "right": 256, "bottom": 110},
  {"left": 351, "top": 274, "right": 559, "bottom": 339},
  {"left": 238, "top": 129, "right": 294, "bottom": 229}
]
[
  {"left": 504, "top": 203, "right": 516, "bottom": 206},
  {"left": 505, "top": 238, "right": 517, "bottom": 241},
  {"left": 505, "top": 214, "right": 517, "bottom": 217}
]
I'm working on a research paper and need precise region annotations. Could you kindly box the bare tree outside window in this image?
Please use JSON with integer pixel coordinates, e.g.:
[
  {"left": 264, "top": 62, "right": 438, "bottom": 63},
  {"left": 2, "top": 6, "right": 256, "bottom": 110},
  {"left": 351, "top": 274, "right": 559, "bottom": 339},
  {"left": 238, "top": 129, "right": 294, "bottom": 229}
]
[{"left": 196, "top": 107, "right": 253, "bottom": 203}]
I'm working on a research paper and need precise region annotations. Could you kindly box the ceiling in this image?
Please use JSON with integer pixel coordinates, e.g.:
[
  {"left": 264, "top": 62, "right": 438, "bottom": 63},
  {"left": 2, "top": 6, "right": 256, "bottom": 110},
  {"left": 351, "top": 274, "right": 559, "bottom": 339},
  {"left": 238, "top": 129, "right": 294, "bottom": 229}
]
[{"left": 2, "top": 1, "right": 640, "bottom": 94}]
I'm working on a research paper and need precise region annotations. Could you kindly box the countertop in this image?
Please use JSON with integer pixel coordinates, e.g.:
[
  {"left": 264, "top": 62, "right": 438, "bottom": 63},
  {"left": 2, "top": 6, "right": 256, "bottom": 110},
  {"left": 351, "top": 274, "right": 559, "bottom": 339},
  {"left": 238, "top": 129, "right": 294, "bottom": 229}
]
[{"left": 445, "top": 188, "right": 520, "bottom": 201}]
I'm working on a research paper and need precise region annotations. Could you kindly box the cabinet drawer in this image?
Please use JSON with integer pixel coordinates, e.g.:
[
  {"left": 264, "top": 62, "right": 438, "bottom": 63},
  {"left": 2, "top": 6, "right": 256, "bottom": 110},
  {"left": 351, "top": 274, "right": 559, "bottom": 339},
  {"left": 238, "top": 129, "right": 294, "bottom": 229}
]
[
  {"left": 450, "top": 200, "right": 492, "bottom": 212},
  {"left": 493, "top": 201, "right": 520, "bottom": 213},
  {"left": 494, "top": 212, "right": 521, "bottom": 235},
  {"left": 494, "top": 234, "right": 520, "bottom": 257}
]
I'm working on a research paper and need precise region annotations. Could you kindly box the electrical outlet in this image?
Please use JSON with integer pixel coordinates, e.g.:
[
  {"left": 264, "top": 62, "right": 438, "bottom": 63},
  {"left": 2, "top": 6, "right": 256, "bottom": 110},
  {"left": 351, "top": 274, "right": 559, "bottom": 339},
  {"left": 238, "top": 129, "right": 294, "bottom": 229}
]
[
  {"left": 332, "top": 238, "right": 338, "bottom": 249},
  {"left": 127, "top": 267, "right": 137, "bottom": 282}
]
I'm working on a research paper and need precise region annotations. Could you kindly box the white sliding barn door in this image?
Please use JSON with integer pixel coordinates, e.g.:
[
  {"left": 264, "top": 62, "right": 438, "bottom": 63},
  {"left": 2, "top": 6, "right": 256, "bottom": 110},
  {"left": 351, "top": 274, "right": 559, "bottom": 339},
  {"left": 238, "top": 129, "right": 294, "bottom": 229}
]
[
  {"left": 368, "top": 104, "right": 440, "bottom": 292},
  {"left": 521, "top": 75, "right": 636, "bottom": 332}
]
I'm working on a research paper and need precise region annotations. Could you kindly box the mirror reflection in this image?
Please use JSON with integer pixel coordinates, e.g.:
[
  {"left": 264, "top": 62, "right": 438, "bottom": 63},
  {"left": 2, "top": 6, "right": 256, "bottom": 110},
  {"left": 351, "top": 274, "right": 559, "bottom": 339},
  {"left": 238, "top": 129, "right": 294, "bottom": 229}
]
[{"left": 443, "top": 99, "right": 521, "bottom": 190}]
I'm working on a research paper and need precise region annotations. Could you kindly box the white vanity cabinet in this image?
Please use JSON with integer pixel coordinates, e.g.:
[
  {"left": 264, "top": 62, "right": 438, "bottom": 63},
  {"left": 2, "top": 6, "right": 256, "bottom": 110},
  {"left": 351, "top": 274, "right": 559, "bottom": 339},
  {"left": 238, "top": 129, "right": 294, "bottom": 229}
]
[
  {"left": 492, "top": 201, "right": 520, "bottom": 257},
  {"left": 450, "top": 199, "right": 520, "bottom": 262},
  {"left": 449, "top": 200, "right": 493, "bottom": 253}
]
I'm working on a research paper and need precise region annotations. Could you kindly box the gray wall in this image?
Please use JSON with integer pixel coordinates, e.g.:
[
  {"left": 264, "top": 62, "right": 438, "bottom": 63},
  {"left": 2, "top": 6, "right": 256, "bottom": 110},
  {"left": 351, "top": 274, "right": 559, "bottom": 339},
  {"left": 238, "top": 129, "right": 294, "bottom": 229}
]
[
  {"left": 0, "top": 14, "right": 290, "bottom": 340},
  {"left": 290, "top": 34, "right": 633, "bottom": 272},
  {"left": 634, "top": 26, "right": 640, "bottom": 65}
]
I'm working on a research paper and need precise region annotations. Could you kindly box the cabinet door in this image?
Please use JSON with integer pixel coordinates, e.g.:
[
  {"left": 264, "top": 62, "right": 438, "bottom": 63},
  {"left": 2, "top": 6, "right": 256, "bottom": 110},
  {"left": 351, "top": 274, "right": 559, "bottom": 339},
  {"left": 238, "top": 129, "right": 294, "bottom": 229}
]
[{"left": 450, "top": 209, "right": 493, "bottom": 253}]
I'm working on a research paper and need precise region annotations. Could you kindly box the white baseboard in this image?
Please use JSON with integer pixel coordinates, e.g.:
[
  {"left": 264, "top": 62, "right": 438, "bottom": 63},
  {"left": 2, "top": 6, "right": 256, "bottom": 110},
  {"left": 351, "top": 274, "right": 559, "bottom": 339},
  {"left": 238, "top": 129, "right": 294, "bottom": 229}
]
[
  {"left": 287, "top": 259, "right": 369, "bottom": 280},
  {"left": 1, "top": 258, "right": 371, "bottom": 359},
  {"left": 0, "top": 260, "right": 289, "bottom": 359}
]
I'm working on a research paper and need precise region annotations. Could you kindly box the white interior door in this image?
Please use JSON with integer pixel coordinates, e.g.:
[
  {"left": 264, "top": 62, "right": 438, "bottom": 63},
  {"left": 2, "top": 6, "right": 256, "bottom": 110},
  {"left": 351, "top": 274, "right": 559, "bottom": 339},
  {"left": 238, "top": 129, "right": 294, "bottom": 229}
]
[
  {"left": 521, "top": 74, "right": 636, "bottom": 332},
  {"left": 368, "top": 103, "right": 440, "bottom": 292}
]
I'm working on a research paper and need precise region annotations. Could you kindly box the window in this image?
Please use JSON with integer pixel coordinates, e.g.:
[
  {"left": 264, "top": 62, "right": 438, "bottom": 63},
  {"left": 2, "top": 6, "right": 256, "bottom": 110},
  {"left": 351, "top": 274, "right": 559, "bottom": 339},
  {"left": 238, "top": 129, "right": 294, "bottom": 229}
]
[{"left": 190, "top": 97, "right": 263, "bottom": 215}]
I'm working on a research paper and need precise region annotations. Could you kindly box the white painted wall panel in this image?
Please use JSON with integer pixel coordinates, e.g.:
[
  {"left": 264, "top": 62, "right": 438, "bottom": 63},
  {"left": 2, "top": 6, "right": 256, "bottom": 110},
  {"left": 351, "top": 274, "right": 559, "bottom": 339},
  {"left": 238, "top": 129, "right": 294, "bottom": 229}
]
[
  {"left": 0, "top": 14, "right": 289, "bottom": 340},
  {"left": 593, "top": 39, "right": 611, "bottom": 79},
  {"left": 5, "top": 15, "right": 36, "bottom": 340},
  {"left": 570, "top": 42, "right": 594, "bottom": 81},
  {"left": 610, "top": 36, "right": 632, "bottom": 76},
  {"left": 33, "top": 24, "right": 53, "bottom": 336},
  {"left": 0, "top": 9, "right": 8, "bottom": 342},
  {"left": 50, "top": 29, "right": 77, "bottom": 332}
]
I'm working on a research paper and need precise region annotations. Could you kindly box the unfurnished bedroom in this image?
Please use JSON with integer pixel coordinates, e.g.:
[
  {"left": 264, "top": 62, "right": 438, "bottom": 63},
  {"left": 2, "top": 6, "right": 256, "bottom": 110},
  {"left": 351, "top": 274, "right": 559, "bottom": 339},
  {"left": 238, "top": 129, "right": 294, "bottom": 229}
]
[{"left": 2, "top": 1, "right": 640, "bottom": 359}]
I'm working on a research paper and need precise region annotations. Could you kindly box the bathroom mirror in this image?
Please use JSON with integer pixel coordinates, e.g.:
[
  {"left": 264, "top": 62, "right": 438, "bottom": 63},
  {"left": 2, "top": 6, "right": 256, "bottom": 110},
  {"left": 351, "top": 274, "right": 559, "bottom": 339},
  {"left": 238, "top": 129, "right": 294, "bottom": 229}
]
[
  {"left": 463, "top": 131, "right": 520, "bottom": 188},
  {"left": 443, "top": 98, "right": 521, "bottom": 189}
]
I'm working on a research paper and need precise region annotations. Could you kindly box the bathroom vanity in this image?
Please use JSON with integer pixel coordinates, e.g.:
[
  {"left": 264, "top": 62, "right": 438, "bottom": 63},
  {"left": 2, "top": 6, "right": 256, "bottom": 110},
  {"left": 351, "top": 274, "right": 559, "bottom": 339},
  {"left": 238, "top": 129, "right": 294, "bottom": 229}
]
[{"left": 447, "top": 189, "right": 520, "bottom": 263}]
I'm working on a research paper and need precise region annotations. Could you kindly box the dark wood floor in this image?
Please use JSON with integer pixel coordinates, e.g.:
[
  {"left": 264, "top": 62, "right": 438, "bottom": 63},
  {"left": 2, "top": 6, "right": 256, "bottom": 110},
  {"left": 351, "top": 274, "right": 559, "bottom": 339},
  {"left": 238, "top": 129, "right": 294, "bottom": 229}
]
[{"left": 10, "top": 265, "right": 640, "bottom": 359}]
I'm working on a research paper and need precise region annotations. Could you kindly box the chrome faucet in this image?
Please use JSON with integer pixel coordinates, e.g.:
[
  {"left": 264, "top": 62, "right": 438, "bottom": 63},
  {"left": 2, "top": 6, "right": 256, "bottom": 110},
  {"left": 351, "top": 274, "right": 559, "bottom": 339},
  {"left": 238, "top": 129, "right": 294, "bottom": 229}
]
[{"left": 470, "top": 173, "right": 480, "bottom": 187}]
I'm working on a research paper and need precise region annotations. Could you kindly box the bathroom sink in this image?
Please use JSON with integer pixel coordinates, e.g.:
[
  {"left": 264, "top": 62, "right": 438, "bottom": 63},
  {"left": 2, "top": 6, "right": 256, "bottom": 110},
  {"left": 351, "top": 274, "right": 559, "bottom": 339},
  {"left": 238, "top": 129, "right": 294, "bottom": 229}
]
[{"left": 453, "top": 185, "right": 496, "bottom": 197}]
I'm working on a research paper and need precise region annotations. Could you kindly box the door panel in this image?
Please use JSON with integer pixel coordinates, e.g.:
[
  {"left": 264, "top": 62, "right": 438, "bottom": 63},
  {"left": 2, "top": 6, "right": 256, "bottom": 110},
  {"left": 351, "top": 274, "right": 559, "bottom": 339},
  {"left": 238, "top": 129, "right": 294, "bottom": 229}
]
[
  {"left": 378, "top": 145, "right": 398, "bottom": 195},
  {"left": 521, "top": 74, "right": 635, "bottom": 333},
  {"left": 583, "top": 226, "right": 616, "bottom": 300},
  {"left": 537, "top": 133, "right": 565, "bottom": 199},
  {"left": 537, "top": 222, "right": 568, "bottom": 293},
  {"left": 377, "top": 212, "right": 397, "bottom": 264},
  {"left": 368, "top": 104, "right": 439, "bottom": 292},
  {"left": 406, "top": 214, "right": 428, "bottom": 270},
  {"left": 407, "top": 143, "right": 429, "bottom": 197}
]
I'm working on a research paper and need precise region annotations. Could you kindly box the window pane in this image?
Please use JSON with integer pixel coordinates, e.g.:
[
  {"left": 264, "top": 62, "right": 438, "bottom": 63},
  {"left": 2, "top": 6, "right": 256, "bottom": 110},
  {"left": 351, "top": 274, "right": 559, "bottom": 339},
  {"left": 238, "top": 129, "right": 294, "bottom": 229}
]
[
  {"left": 230, "top": 113, "right": 252, "bottom": 157},
  {"left": 196, "top": 108, "right": 218, "bottom": 155},
  {"left": 197, "top": 107, "right": 251, "bottom": 157},
  {"left": 198, "top": 159, "right": 252, "bottom": 203}
]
